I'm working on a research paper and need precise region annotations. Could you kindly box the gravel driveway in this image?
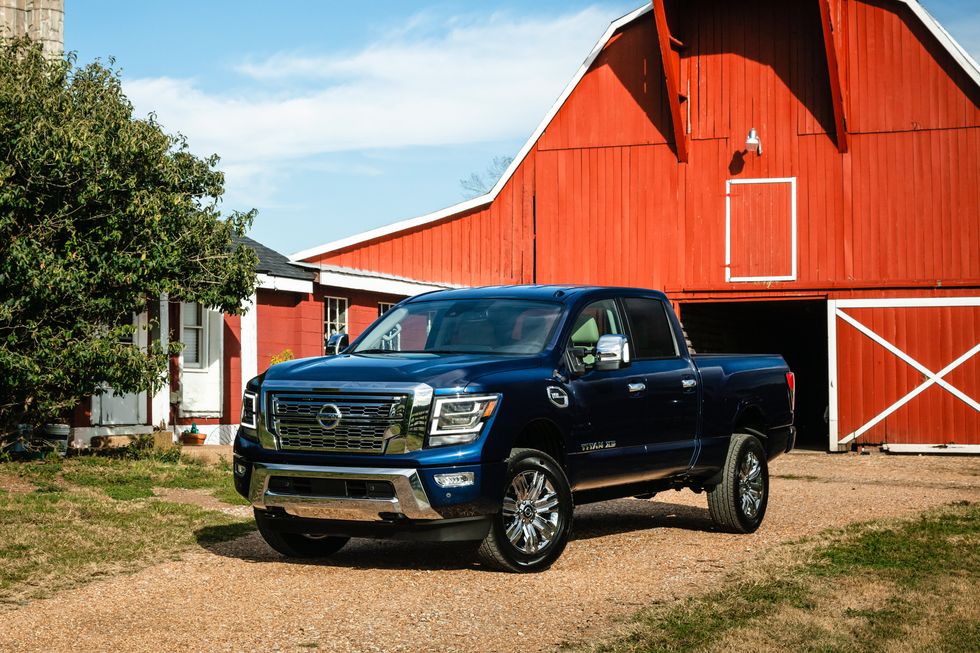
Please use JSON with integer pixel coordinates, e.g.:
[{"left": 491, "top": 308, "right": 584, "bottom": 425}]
[{"left": 3, "top": 452, "right": 978, "bottom": 653}]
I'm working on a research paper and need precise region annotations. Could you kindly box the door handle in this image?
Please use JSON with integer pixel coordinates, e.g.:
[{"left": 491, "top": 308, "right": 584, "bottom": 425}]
[
  {"left": 627, "top": 382, "right": 646, "bottom": 393},
  {"left": 681, "top": 378, "right": 697, "bottom": 390}
]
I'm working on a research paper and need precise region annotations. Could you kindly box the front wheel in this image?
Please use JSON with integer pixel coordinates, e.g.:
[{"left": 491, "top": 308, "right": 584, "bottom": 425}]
[
  {"left": 707, "top": 433, "right": 769, "bottom": 533},
  {"left": 477, "top": 448, "right": 573, "bottom": 572},
  {"left": 254, "top": 509, "right": 350, "bottom": 558}
]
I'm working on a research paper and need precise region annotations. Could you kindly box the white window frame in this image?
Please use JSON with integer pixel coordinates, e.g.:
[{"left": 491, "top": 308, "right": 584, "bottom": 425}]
[
  {"left": 181, "top": 302, "right": 208, "bottom": 372},
  {"left": 324, "top": 296, "right": 349, "bottom": 351},
  {"left": 378, "top": 301, "right": 396, "bottom": 317},
  {"left": 725, "top": 177, "right": 797, "bottom": 283}
]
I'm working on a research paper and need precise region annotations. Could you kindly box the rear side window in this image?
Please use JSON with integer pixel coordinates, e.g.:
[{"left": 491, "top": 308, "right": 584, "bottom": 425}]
[{"left": 624, "top": 298, "right": 678, "bottom": 358}]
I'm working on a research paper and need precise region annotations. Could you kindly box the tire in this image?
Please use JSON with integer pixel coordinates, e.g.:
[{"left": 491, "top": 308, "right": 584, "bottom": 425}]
[
  {"left": 254, "top": 509, "right": 350, "bottom": 558},
  {"left": 477, "top": 448, "right": 573, "bottom": 573},
  {"left": 707, "top": 433, "right": 769, "bottom": 533}
]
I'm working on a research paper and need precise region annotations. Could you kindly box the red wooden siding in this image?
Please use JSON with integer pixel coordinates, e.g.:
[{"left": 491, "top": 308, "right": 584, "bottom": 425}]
[
  {"left": 846, "top": 0, "right": 980, "bottom": 133},
  {"left": 835, "top": 303, "right": 980, "bottom": 445},
  {"left": 538, "top": 18, "right": 671, "bottom": 149},
  {"left": 728, "top": 180, "right": 794, "bottom": 280},
  {"left": 306, "top": 151, "right": 537, "bottom": 287},
  {"left": 256, "top": 290, "right": 323, "bottom": 373},
  {"left": 223, "top": 314, "right": 242, "bottom": 428},
  {"left": 534, "top": 144, "right": 684, "bottom": 288}
]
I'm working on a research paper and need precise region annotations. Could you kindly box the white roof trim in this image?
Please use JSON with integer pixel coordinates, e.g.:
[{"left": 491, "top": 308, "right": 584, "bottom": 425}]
[
  {"left": 289, "top": 3, "right": 653, "bottom": 263},
  {"left": 307, "top": 263, "right": 461, "bottom": 296},
  {"left": 290, "top": 0, "right": 980, "bottom": 264},
  {"left": 256, "top": 273, "right": 314, "bottom": 294}
]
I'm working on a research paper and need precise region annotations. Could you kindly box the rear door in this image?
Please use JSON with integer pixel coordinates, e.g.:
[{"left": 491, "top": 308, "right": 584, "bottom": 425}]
[{"left": 622, "top": 297, "right": 700, "bottom": 477}]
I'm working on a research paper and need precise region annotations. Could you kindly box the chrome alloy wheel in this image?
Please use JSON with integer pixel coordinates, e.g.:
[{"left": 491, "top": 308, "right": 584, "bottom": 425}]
[
  {"left": 502, "top": 469, "right": 561, "bottom": 554},
  {"left": 738, "top": 451, "right": 764, "bottom": 519}
]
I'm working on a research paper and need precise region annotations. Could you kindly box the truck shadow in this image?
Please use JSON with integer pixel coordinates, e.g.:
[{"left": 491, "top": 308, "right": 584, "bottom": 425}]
[{"left": 194, "top": 498, "right": 715, "bottom": 572}]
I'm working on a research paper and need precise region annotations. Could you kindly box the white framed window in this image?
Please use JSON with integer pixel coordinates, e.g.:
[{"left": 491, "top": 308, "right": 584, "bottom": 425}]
[
  {"left": 378, "top": 302, "right": 396, "bottom": 317},
  {"left": 725, "top": 177, "right": 797, "bottom": 282},
  {"left": 181, "top": 302, "right": 207, "bottom": 369},
  {"left": 324, "top": 296, "right": 348, "bottom": 351}
]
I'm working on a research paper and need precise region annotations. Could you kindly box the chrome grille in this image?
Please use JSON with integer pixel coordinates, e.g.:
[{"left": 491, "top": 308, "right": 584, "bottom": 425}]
[{"left": 269, "top": 393, "right": 407, "bottom": 453}]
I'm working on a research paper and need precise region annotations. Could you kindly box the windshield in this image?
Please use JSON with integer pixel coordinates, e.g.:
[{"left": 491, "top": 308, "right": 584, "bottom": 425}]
[{"left": 352, "top": 298, "right": 562, "bottom": 355}]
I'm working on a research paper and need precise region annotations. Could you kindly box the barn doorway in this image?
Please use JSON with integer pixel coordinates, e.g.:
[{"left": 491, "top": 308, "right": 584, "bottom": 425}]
[{"left": 679, "top": 299, "right": 829, "bottom": 450}]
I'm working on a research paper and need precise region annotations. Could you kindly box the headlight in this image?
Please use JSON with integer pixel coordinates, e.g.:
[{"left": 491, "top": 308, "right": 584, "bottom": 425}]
[
  {"left": 428, "top": 394, "right": 499, "bottom": 447},
  {"left": 241, "top": 390, "right": 258, "bottom": 429}
]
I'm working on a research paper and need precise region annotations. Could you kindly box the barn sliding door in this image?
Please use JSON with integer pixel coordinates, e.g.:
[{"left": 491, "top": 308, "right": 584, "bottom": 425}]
[
  {"left": 725, "top": 177, "right": 797, "bottom": 282},
  {"left": 828, "top": 298, "right": 980, "bottom": 452}
]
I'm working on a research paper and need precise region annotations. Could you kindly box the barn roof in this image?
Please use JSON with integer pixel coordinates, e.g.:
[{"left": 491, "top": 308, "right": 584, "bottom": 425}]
[{"left": 290, "top": 0, "right": 980, "bottom": 264}]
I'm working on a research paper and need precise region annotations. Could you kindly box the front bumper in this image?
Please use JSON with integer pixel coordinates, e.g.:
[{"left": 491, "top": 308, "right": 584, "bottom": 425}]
[{"left": 247, "top": 462, "right": 442, "bottom": 521}]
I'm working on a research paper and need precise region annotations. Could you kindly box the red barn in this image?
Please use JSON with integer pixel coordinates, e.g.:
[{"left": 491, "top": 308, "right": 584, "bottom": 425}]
[{"left": 293, "top": 0, "right": 980, "bottom": 453}]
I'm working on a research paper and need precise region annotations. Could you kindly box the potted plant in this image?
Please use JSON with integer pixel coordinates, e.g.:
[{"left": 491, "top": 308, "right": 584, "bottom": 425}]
[{"left": 179, "top": 422, "right": 206, "bottom": 446}]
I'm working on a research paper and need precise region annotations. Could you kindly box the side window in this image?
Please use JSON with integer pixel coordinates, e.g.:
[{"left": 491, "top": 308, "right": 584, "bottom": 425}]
[
  {"left": 324, "top": 296, "right": 348, "bottom": 352},
  {"left": 181, "top": 302, "right": 206, "bottom": 369},
  {"left": 623, "top": 297, "right": 678, "bottom": 358},
  {"left": 568, "top": 299, "right": 623, "bottom": 368}
]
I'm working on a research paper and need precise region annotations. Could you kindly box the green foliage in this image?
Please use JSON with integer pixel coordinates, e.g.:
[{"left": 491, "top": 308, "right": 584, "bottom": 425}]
[{"left": 0, "top": 39, "right": 258, "bottom": 435}]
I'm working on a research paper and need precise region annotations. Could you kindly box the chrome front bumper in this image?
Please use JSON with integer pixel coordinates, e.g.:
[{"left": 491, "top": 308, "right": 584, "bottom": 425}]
[{"left": 247, "top": 462, "right": 442, "bottom": 521}]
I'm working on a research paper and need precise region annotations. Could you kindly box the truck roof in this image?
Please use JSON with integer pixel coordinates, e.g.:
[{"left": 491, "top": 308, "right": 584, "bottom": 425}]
[{"left": 405, "top": 284, "right": 668, "bottom": 303}]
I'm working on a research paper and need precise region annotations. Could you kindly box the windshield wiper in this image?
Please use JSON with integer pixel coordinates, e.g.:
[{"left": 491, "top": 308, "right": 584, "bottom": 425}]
[{"left": 353, "top": 348, "right": 400, "bottom": 354}]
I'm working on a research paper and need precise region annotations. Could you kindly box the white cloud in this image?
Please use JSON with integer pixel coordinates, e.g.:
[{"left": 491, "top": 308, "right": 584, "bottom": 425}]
[{"left": 124, "top": 6, "right": 616, "bottom": 168}]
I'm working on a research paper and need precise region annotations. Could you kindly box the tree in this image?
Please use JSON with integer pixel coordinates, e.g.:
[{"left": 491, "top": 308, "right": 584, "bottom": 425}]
[
  {"left": 0, "top": 40, "right": 258, "bottom": 436},
  {"left": 459, "top": 155, "right": 513, "bottom": 198}
]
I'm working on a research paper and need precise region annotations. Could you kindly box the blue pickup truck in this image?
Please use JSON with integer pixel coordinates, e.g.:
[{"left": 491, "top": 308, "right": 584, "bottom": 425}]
[{"left": 234, "top": 285, "right": 795, "bottom": 572}]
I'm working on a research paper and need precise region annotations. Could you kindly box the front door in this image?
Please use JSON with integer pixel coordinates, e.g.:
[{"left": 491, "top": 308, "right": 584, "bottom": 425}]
[
  {"left": 92, "top": 313, "right": 148, "bottom": 426},
  {"left": 565, "top": 298, "right": 652, "bottom": 490}
]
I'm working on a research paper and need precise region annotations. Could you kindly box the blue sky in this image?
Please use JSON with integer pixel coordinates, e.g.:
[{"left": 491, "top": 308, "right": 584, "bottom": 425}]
[{"left": 67, "top": 1, "right": 980, "bottom": 257}]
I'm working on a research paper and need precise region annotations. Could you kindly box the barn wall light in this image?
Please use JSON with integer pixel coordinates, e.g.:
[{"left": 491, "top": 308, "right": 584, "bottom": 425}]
[{"left": 746, "top": 128, "right": 762, "bottom": 155}]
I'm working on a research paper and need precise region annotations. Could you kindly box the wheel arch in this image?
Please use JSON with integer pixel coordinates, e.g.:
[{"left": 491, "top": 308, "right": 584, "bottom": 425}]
[
  {"left": 512, "top": 418, "right": 567, "bottom": 469},
  {"left": 733, "top": 404, "right": 768, "bottom": 441}
]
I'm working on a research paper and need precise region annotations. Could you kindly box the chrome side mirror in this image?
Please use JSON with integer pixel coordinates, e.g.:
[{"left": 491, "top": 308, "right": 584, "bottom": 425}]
[
  {"left": 595, "top": 334, "right": 630, "bottom": 371},
  {"left": 326, "top": 332, "right": 349, "bottom": 355}
]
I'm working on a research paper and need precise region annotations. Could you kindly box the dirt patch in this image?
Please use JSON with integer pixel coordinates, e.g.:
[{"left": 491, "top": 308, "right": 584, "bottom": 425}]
[
  {"left": 1, "top": 452, "right": 978, "bottom": 653},
  {"left": 153, "top": 487, "right": 251, "bottom": 518},
  {"left": 0, "top": 475, "right": 36, "bottom": 494}
]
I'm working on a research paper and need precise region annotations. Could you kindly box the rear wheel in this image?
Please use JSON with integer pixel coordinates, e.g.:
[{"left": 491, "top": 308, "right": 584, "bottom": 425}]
[
  {"left": 707, "top": 433, "right": 769, "bottom": 533},
  {"left": 254, "top": 509, "right": 350, "bottom": 558},
  {"left": 477, "top": 448, "right": 573, "bottom": 572}
]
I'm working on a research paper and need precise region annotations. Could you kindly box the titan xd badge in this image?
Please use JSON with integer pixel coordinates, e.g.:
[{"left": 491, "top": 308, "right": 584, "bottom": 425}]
[{"left": 581, "top": 441, "right": 616, "bottom": 452}]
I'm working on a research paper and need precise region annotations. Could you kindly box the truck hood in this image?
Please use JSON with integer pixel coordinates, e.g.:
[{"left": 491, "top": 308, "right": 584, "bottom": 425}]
[{"left": 260, "top": 352, "right": 542, "bottom": 390}]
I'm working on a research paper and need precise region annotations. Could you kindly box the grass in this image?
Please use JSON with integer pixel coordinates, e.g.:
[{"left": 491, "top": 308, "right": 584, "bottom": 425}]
[
  {"left": 0, "top": 450, "right": 253, "bottom": 607},
  {"left": 12, "top": 450, "right": 248, "bottom": 505},
  {"left": 583, "top": 501, "right": 979, "bottom": 653}
]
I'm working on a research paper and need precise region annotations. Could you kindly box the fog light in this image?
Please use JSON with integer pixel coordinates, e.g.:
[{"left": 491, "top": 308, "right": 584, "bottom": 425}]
[
  {"left": 234, "top": 462, "right": 248, "bottom": 477},
  {"left": 433, "top": 471, "right": 475, "bottom": 488}
]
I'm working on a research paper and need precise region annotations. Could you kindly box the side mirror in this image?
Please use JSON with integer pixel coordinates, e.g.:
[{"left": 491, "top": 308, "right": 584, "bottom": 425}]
[
  {"left": 595, "top": 334, "right": 630, "bottom": 371},
  {"left": 326, "top": 332, "right": 349, "bottom": 355}
]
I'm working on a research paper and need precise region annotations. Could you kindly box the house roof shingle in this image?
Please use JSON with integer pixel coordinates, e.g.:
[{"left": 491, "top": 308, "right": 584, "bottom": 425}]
[{"left": 233, "top": 235, "right": 316, "bottom": 281}]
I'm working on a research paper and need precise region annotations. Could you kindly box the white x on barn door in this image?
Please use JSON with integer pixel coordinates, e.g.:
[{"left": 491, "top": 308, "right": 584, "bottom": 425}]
[{"left": 827, "top": 298, "right": 980, "bottom": 452}]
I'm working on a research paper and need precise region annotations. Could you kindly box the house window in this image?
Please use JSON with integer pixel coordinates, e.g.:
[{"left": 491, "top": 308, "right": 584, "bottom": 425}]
[
  {"left": 378, "top": 302, "right": 396, "bottom": 317},
  {"left": 181, "top": 302, "right": 206, "bottom": 369},
  {"left": 324, "top": 296, "right": 348, "bottom": 351}
]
